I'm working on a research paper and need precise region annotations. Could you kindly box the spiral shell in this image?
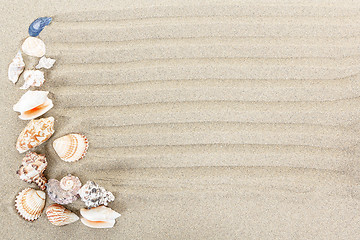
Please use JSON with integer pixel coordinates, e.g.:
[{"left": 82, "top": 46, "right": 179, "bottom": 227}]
[
  {"left": 8, "top": 51, "right": 25, "bottom": 84},
  {"left": 20, "top": 70, "right": 45, "bottom": 90},
  {"left": 78, "top": 181, "right": 115, "bottom": 208},
  {"left": 36, "top": 56, "right": 55, "bottom": 69},
  {"left": 15, "top": 188, "right": 46, "bottom": 221},
  {"left": 28, "top": 17, "right": 52, "bottom": 37},
  {"left": 53, "top": 134, "right": 89, "bottom": 162},
  {"left": 46, "top": 204, "right": 79, "bottom": 226},
  {"left": 46, "top": 174, "right": 81, "bottom": 205},
  {"left": 22, "top": 37, "right": 46, "bottom": 57}
]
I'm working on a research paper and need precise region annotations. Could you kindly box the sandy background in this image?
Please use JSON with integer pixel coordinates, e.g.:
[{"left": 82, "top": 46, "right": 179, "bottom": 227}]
[{"left": 1, "top": 0, "right": 360, "bottom": 239}]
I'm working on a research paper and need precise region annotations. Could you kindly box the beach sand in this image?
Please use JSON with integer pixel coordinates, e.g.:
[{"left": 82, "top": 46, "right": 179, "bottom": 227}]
[{"left": 1, "top": 0, "right": 360, "bottom": 239}]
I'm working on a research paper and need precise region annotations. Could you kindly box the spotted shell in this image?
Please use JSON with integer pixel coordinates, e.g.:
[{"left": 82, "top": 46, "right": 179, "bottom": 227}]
[
  {"left": 15, "top": 188, "right": 46, "bottom": 221},
  {"left": 46, "top": 204, "right": 79, "bottom": 226},
  {"left": 53, "top": 134, "right": 89, "bottom": 162},
  {"left": 22, "top": 37, "right": 46, "bottom": 57},
  {"left": 78, "top": 181, "right": 115, "bottom": 208},
  {"left": 46, "top": 174, "right": 81, "bottom": 205},
  {"left": 16, "top": 117, "right": 55, "bottom": 153},
  {"left": 8, "top": 51, "right": 25, "bottom": 84}
]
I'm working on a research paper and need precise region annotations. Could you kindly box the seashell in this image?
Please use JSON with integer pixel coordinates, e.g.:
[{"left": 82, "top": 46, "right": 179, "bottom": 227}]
[
  {"left": 81, "top": 218, "right": 115, "bottom": 228},
  {"left": 28, "top": 17, "right": 52, "bottom": 37},
  {"left": 46, "top": 204, "right": 79, "bottom": 226},
  {"left": 13, "top": 91, "right": 53, "bottom": 120},
  {"left": 8, "top": 51, "right": 25, "bottom": 84},
  {"left": 22, "top": 37, "right": 46, "bottom": 57},
  {"left": 20, "top": 70, "right": 45, "bottom": 89},
  {"left": 16, "top": 151, "right": 47, "bottom": 190},
  {"left": 36, "top": 56, "right": 55, "bottom": 69},
  {"left": 16, "top": 116, "right": 55, "bottom": 153},
  {"left": 53, "top": 134, "right": 89, "bottom": 162},
  {"left": 15, "top": 188, "right": 46, "bottom": 221},
  {"left": 78, "top": 181, "right": 115, "bottom": 208},
  {"left": 80, "top": 206, "right": 120, "bottom": 222},
  {"left": 46, "top": 174, "right": 81, "bottom": 205}
]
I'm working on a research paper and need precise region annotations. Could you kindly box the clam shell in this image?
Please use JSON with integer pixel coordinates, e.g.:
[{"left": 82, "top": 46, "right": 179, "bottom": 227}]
[
  {"left": 46, "top": 204, "right": 79, "bottom": 226},
  {"left": 36, "top": 56, "right": 55, "bottom": 69},
  {"left": 8, "top": 51, "right": 25, "bottom": 84},
  {"left": 20, "top": 70, "right": 45, "bottom": 90},
  {"left": 46, "top": 175, "right": 81, "bottom": 205},
  {"left": 28, "top": 17, "right": 52, "bottom": 37},
  {"left": 22, "top": 37, "right": 46, "bottom": 57},
  {"left": 80, "top": 206, "right": 120, "bottom": 221},
  {"left": 15, "top": 188, "right": 46, "bottom": 221},
  {"left": 13, "top": 91, "right": 53, "bottom": 120},
  {"left": 81, "top": 218, "right": 115, "bottom": 229},
  {"left": 16, "top": 117, "right": 55, "bottom": 153},
  {"left": 53, "top": 134, "right": 89, "bottom": 162}
]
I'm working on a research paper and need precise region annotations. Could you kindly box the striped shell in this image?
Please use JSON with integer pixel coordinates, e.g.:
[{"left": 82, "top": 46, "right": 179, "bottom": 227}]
[
  {"left": 53, "top": 134, "right": 89, "bottom": 162},
  {"left": 46, "top": 204, "right": 79, "bottom": 226},
  {"left": 15, "top": 188, "right": 46, "bottom": 221}
]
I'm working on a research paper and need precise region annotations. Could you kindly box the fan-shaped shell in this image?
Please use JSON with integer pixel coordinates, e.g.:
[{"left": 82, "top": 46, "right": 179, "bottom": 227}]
[
  {"left": 16, "top": 117, "right": 55, "bottom": 153},
  {"left": 15, "top": 188, "right": 46, "bottom": 221},
  {"left": 81, "top": 218, "right": 115, "bottom": 229},
  {"left": 22, "top": 37, "right": 46, "bottom": 57},
  {"left": 8, "top": 51, "right": 25, "bottom": 84},
  {"left": 28, "top": 17, "right": 52, "bottom": 37},
  {"left": 46, "top": 174, "right": 81, "bottom": 205},
  {"left": 53, "top": 134, "right": 89, "bottom": 162},
  {"left": 20, "top": 70, "right": 45, "bottom": 90},
  {"left": 17, "top": 151, "right": 47, "bottom": 190},
  {"left": 80, "top": 206, "right": 120, "bottom": 222},
  {"left": 13, "top": 91, "right": 53, "bottom": 120},
  {"left": 46, "top": 204, "right": 79, "bottom": 226}
]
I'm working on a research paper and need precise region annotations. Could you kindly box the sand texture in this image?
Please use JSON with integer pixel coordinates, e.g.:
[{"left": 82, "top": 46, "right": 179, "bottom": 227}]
[{"left": 1, "top": 0, "right": 360, "bottom": 239}]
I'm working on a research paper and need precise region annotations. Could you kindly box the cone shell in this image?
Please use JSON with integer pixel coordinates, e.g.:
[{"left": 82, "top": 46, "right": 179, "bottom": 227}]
[
  {"left": 16, "top": 117, "right": 55, "bottom": 153},
  {"left": 13, "top": 91, "right": 53, "bottom": 120},
  {"left": 8, "top": 51, "right": 25, "bottom": 84},
  {"left": 80, "top": 206, "right": 120, "bottom": 221},
  {"left": 81, "top": 218, "right": 115, "bottom": 229},
  {"left": 53, "top": 134, "right": 89, "bottom": 162},
  {"left": 15, "top": 188, "right": 46, "bottom": 221},
  {"left": 22, "top": 37, "right": 46, "bottom": 57},
  {"left": 46, "top": 204, "right": 79, "bottom": 226}
]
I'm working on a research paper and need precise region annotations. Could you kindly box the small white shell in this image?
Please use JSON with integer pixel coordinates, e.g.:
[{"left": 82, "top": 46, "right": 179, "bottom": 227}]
[
  {"left": 46, "top": 204, "right": 79, "bottom": 226},
  {"left": 8, "top": 51, "right": 25, "bottom": 84},
  {"left": 36, "top": 56, "right": 55, "bottom": 69},
  {"left": 15, "top": 188, "right": 46, "bottom": 221},
  {"left": 53, "top": 134, "right": 89, "bottom": 162},
  {"left": 13, "top": 91, "right": 53, "bottom": 120},
  {"left": 20, "top": 70, "right": 45, "bottom": 89},
  {"left": 81, "top": 218, "right": 115, "bottom": 228},
  {"left": 80, "top": 206, "right": 120, "bottom": 222},
  {"left": 22, "top": 37, "right": 46, "bottom": 57}
]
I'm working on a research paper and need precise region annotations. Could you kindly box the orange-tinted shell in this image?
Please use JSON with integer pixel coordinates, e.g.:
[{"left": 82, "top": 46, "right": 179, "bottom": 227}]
[
  {"left": 15, "top": 188, "right": 46, "bottom": 221},
  {"left": 53, "top": 134, "right": 88, "bottom": 162},
  {"left": 46, "top": 204, "right": 79, "bottom": 226}
]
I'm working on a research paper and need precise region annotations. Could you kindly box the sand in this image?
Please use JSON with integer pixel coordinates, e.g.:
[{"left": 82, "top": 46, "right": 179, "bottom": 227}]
[{"left": 1, "top": 0, "right": 360, "bottom": 239}]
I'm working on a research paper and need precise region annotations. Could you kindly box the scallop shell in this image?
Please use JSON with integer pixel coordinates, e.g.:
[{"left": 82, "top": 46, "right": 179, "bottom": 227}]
[
  {"left": 15, "top": 188, "right": 46, "bottom": 221},
  {"left": 8, "top": 51, "right": 25, "bottom": 84},
  {"left": 81, "top": 218, "right": 115, "bottom": 229},
  {"left": 13, "top": 91, "right": 53, "bottom": 120},
  {"left": 17, "top": 151, "right": 47, "bottom": 190},
  {"left": 53, "top": 134, "right": 89, "bottom": 162},
  {"left": 80, "top": 206, "right": 120, "bottom": 221},
  {"left": 22, "top": 37, "right": 46, "bottom": 57},
  {"left": 46, "top": 204, "right": 79, "bottom": 226},
  {"left": 36, "top": 56, "right": 55, "bottom": 69},
  {"left": 20, "top": 70, "right": 45, "bottom": 89},
  {"left": 16, "top": 116, "right": 55, "bottom": 153},
  {"left": 78, "top": 181, "right": 115, "bottom": 208},
  {"left": 28, "top": 17, "right": 52, "bottom": 37},
  {"left": 46, "top": 174, "right": 81, "bottom": 205}
]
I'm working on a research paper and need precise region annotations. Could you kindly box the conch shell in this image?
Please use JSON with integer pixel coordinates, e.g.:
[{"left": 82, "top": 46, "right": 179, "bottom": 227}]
[
  {"left": 36, "top": 56, "right": 55, "bottom": 69},
  {"left": 22, "top": 37, "right": 46, "bottom": 57},
  {"left": 16, "top": 116, "right": 55, "bottom": 153},
  {"left": 46, "top": 203, "right": 79, "bottom": 226},
  {"left": 15, "top": 188, "right": 46, "bottom": 221},
  {"left": 53, "top": 134, "right": 89, "bottom": 162},
  {"left": 16, "top": 151, "right": 47, "bottom": 190},
  {"left": 8, "top": 51, "right": 25, "bottom": 84},
  {"left": 81, "top": 218, "right": 115, "bottom": 228},
  {"left": 20, "top": 70, "right": 45, "bottom": 89},
  {"left": 13, "top": 91, "right": 53, "bottom": 120},
  {"left": 28, "top": 17, "right": 52, "bottom": 37},
  {"left": 78, "top": 181, "right": 115, "bottom": 208},
  {"left": 46, "top": 174, "right": 81, "bottom": 205},
  {"left": 80, "top": 206, "right": 120, "bottom": 221}
]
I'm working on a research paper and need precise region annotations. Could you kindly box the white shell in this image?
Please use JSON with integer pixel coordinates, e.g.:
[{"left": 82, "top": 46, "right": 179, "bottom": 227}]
[
  {"left": 80, "top": 206, "right": 120, "bottom": 222},
  {"left": 20, "top": 70, "right": 45, "bottom": 89},
  {"left": 13, "top": 91, "right": 53, "bottom": 120},
  {"left": 36, "top": 56, "right": 55, "bottom": 69},
  {"left": 78, "top": 181, "right": 115, "bottom": 208},
  {"left": 8, "top": 51, "right": 25, "bottom": 84},
  {"left": 53, "top": 134, "right": 89, "bottom": 162},
  {"left": 46, "top": 204, "right": 79, "bottom": 226},
  {"left": 15, "top": 188, "right": 46, "bottom": 221},
  {"left": 22, "top": 37, "right": 46, "bottom": 57},
  {"left": 81, "top": 218, "right": 115, "bottom": 228}
]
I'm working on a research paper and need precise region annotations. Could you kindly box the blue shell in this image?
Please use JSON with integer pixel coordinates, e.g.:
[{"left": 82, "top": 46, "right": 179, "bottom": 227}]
[{"left": 28, "top": 17, "right": 52, "bottom": 37}]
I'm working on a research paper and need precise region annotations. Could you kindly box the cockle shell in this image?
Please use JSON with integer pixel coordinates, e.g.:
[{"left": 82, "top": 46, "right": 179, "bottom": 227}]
[
  {"left": 78, "top": 181, "right": 115, "bottom": 208},
  {"left": 17, "top": 152, "right": 47, "bottom": 190},
  {"left": 80, "top": 206, "right": 120, "bottom": 221},
  {"left": 8, "top": 51, "right": 25, "bottom": 84},
  {"left": 20, "top": 70, "right": 45, "bottom": 89},
  {"left": 46, "top": 204, "right": 79, "bottom": 226},
  {"left": 13, "top": 91, "right": 53, "bottom": 120},
  {"left": 15, "top": 188, "right": 46, "bottom": 221},
  {"left": 16, "top": 116, "right": 55, "bottom": 153},
  {"left": 28, "top": 17, "right": 52, "bottom": 37},
  {"left": 36, "top": 56, "right": 55, "bottom": 69},
  {"left": 46, "top": 174, "right": 81, "bottom": 205},
  {"left": 22, "top": 37, "right": 46, "bottom": 57},
  {"left": 81, "top": 218, "right": 115, "bottom": 229},
  {"left": 53, "top": 134, "right": 89, "bottom": 162}
]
